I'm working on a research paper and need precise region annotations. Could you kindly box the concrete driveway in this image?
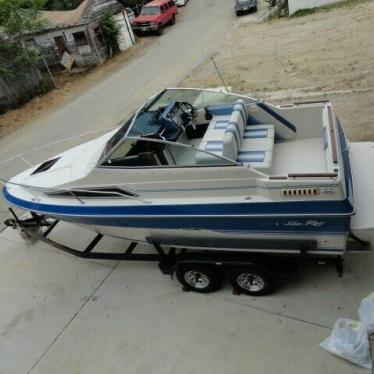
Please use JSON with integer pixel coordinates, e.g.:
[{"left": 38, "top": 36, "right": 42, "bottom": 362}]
[
  {"left": 0, "top": 1, "right": 372, "bottom": 373},
  {"left": 0, "top": 220, "right": 371, "bottom": 374}
]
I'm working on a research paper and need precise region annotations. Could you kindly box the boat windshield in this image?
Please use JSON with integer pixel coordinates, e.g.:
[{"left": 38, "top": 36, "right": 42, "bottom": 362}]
[
  {"left": 100, "top": 137, "right": 237, "bottom": 168},
  {"left": 147, "top": 88, "right": 255, "bottom": 111},
  {"left": 128, "top": 88, "right": 255, "bottom": 137},
  {"left": 101, "top": 88, "right": 255, "bottom": 161}
]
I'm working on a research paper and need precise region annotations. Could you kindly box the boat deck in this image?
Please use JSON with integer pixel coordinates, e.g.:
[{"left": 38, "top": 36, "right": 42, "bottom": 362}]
[
  {"left": 271, "top": 138, "right": 327, "bottom": 175},
  {"left": 187, "top": 136, "right": 327, "bottom": 176}
]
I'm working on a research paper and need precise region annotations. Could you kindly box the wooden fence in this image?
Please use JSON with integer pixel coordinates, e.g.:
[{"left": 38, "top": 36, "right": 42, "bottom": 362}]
[{"left": 0, "top": 65, "right": 53, "bottom": 114}]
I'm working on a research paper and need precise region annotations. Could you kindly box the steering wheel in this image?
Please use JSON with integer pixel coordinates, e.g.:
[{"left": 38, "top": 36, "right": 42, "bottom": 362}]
[
  {"left": 179, "top": 102, "right": 198, "bottom": 129},
  {"left": 180, "top": 102, "right": 197, "bottom": 119}
]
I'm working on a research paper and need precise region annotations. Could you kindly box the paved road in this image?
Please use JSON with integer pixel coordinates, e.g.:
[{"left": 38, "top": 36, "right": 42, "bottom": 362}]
[{"left": 0, "top": 0, "right": 258, "bottom": 226}]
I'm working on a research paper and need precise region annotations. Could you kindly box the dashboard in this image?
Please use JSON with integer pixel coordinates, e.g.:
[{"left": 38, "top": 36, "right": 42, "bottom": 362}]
[{"left": 156, "top": 101, "right": 187, "bottom": 141}]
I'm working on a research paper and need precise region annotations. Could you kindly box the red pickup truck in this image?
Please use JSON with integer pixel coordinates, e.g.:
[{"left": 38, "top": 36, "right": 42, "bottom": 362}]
[{"left": 132, "top": 0, "right": 178, "bottom": 36}]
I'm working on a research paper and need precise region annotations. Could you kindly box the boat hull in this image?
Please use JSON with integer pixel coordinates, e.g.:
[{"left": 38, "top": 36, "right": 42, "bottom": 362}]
[
  {"left": 54, "top": 213, "right": 350, "bottom": 255},
  {"left": 2, "top": 186, "right": 352, "bottom": 255}
]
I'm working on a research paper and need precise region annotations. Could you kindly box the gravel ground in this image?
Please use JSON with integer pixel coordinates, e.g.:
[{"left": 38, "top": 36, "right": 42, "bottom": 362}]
[{"left": 182, "top": 1, "right": 374, "bottom": 141}]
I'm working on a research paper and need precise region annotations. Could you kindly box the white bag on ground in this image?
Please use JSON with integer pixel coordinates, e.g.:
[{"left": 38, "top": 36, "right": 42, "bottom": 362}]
[
  {"left": 358, "top": 293, "right": 374, "bottom": 334},
  {"left": 320, "top": 318, "right": 372, "bottom": 369}
]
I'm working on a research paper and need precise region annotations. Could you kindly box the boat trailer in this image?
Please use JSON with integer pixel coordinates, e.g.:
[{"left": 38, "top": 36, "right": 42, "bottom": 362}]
[{"left": 4, "top": 208, "right": 371, "bottom": 296}]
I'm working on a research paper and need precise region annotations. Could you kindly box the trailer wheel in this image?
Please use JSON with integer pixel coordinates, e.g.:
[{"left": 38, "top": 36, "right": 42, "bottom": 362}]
[
  {"left": 229, "top": 266, "right": 277, "bottom": 296},
  {"left": 176, "top": 264, "right": 222, "bottom": 293}
]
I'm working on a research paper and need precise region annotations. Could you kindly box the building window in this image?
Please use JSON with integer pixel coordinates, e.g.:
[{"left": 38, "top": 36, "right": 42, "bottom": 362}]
[{"left": 72, "top": 31, "right": 88, "bottom": 46}]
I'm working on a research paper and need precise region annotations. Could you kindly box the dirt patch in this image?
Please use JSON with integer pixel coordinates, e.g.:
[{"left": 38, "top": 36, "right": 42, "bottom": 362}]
[
  {"left": 0, "top": 37, "right": 154, "bottom": 140},
  {"left": 182, "top": 1, "right": 374, "bottom": 141}
]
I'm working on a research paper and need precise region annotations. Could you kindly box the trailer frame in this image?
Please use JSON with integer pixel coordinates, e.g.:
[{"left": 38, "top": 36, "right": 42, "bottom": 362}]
[{"left": 4, "top": 208, "right": 371, "bottom": 295}]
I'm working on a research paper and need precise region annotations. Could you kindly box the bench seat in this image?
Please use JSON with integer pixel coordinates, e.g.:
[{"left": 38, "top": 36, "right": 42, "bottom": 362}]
[
  {"left": 198, "top": 124, "right": 274, "bottom": 172},
  {"left": 238, "top": 125, "right": 274, "bottom": 173},
  {"left": 197, "top": 99, "right": 275, "bottom": 173}
]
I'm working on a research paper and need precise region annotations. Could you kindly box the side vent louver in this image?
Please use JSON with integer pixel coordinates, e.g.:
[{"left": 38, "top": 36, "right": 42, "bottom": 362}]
[
  {"left": 32, "top": 157, "right": 60, "bottom": 175},
  {"left": 281, "top": 188, "right": 320, "bottom": 197},
  {"left": 46, "top": 187, "right": 136, "bottom": 199}
]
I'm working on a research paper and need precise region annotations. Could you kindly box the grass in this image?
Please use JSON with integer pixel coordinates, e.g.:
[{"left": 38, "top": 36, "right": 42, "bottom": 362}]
[{"left": 291, "top": 0, "right": 370, "bottom": 17}]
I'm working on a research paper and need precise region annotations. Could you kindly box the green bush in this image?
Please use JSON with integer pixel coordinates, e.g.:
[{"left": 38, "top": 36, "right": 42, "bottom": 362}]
[{"left": 100, "top": 12, "right": 121, "bottom": 57}]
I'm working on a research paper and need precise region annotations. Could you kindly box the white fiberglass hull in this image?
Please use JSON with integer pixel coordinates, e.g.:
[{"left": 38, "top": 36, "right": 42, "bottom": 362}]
[{"left": 75, "top": 223, "right": 348, "bottom": 256}]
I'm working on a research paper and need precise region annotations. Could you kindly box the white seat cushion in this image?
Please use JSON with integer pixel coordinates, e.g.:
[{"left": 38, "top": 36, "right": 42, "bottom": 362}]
[
  {"left": 233, "top": 99, "right": 248, "bottom": 126},
  {"left": 196, "top": 115, "right": 230, "bottom": 163},
  {"left": 222, "top": 106, "right": 247, "bottom": 160},
  {"left": 238, "top": 124, "right": 275, "bottom": 173},
  {"left": 244, "top": 125, "right": 274, "bottom": 140},
  {"left": 197, "top": 102, "right": 277, "bottom": 168},
  {"left": 237, "top": 150, "right": 272, "bottom": 166},
  {"left": 202, "top": 115, "right": 231, "bottom": 143}
]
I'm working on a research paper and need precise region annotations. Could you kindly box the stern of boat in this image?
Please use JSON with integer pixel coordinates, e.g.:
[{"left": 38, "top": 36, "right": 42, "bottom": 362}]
[{"left": 350, "top": 142, "right": 374, "bottom": 247}]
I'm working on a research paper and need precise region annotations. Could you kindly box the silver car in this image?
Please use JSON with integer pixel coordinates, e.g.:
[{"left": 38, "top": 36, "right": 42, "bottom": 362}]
[
  {"left": 126, "top": 7, "right": 135, "bottom": 23},
  {"left": 235, "top": 0, "right": 257, "bottom": 16},
  {"left": 174, "top": 0, "right": 189, "bottom": 6}
]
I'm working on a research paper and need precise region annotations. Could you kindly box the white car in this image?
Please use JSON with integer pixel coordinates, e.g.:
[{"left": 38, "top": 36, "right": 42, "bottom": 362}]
[{"left": 174, "top": 0, "right": 189, "bottom": 6}]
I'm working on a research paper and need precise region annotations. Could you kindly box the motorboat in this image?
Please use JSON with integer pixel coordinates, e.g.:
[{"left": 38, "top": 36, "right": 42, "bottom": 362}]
[{"left": 2, "top": 88, "right": 374, "bottom": 256}]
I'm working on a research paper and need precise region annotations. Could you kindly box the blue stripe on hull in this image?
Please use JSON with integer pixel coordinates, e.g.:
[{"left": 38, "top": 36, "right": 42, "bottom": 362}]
[
  {"left": 2, "top": 187, "right": 354, "bottom": 217},
  {"left": 38, "top": 213, "right": 351, "bottom": 234}
]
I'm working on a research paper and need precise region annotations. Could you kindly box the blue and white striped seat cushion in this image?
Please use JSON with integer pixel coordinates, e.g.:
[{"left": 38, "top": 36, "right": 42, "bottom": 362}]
[
  {"left": 244, "top": 128, "right": 269, "bottom": 139},
  {"left": 226, "top": 121, "right": 241, "bottom": 146},
  {"left": 204, "top": 141, "right": 223, "bottom": 153},
  {"left": 221, "top": 108, "right": 248, "bottom": 160},
  {"left": 196, "top": 140, "right": 224, "bottom": 164},
  {"left": 197, "top": 112, "right": 275, "bottom": 172},
  {"left": 199, "top": 115, "right": 231, "bottom": 144},
  {"left": 238, "top": 124, "right": 275, "bottom": 172},
  {"left": 197, "top": 115, "right": 230, "bottom": 159},
  {"left": 199, "top": 101, "right": 248, "bottom": 158},
  {"left": 233, "top": 99, "right": 248, "bottom": 126},
  {"left": 241, "top": 125, "right": 274, "bottom": 158},
  {"left": 245, "top": 124, "right": 274, "bottom": 137},
  {"left": 237, "top": 151, "right": 266, "bottom": 163}
]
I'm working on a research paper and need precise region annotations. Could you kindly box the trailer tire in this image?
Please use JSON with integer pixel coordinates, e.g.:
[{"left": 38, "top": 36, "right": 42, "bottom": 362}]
[
  {"left": 229, "top": 266, "right": 277, "bottom": 296},
  {"left": 176, "top": 264, "right": 222, "bottom": 293}
]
